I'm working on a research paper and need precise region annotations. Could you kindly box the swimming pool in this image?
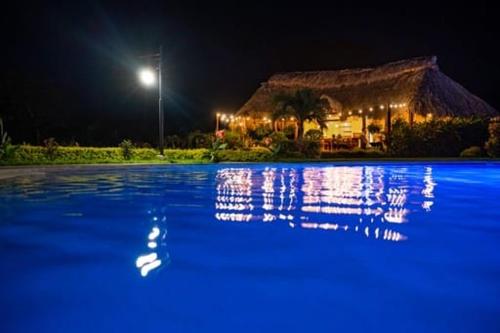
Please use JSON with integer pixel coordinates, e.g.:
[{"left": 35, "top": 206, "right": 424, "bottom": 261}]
[{"left": 1, "top": 163, "right": 499, "bottom": 332}]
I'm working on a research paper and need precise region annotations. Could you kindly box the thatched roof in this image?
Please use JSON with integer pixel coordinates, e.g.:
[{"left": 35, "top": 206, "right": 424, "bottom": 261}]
[{"left": 237, "top": 56, "right": 497, "bottom": 118}]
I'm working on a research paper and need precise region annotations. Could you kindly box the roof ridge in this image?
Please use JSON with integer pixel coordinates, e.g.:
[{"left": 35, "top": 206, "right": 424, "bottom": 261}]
[{"left": 270, "top": 56, "right": 437, "bottom": 78}]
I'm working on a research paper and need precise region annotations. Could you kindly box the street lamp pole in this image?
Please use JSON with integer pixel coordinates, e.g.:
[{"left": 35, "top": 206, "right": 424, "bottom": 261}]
[{"left": 158, "top": 45, "right": 164, "bottom": 155}]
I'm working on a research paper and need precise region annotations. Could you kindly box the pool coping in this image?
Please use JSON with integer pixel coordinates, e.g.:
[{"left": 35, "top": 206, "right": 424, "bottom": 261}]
[{"left": 0, "top": 159, "right": 499, "bottom": 181}]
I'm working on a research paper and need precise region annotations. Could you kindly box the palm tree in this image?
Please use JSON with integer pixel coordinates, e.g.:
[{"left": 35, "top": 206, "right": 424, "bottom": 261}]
[{"left": 272, "top": 89, "right": 330, "bottom": 141}]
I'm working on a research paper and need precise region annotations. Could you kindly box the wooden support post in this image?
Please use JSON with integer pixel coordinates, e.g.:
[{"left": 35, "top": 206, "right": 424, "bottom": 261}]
[{"left": 386, "top": 104, "right": 392, "bottom": 148}]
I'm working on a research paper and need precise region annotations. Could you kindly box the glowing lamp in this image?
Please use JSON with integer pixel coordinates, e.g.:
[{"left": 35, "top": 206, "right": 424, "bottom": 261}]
[{"left": 138, "top": 68, "right": 156, "bottom": 86}]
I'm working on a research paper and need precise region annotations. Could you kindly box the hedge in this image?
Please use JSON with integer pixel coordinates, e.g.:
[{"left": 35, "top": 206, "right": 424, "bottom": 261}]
[
  {"left": 1, "top": 146, "right": 210, "bottom": 165},
  {"left": 215, "top": 147, "right": 273, "bottom": 162},
  {"left": 0, "top": 146, "right": 276, "bottom": 165},
  {"left": 320, "top": 148, "right": 386, "bottom": 159}
]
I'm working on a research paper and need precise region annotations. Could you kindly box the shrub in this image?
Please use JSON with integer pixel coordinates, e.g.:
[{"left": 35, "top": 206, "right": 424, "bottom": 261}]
[
  {"left": 188, "top": 131, "right": 213, "bottom": 148},
  {"left": 283, "top": 125, "right": 296, "bottom": 139},
  {"left": 0, "top": 117, "right": 18, "bottom": 160},
  {"left": 248, "top": 126, "right": 272, "bottom": 141},
  {"left": 165, "top": 135, "right": 184, "bottom": 149},
  {"left": 0, "top": 146, "right": 211, "bottom": 165},
  {"left": 43, "top": 138, "right": 59, "bottom": 160},
  {"left": 389, "top": 118, "right": 489, "bottom": 157},
  {"left": 264, "top": 131, "right": 297, "bottom": 157},
  {"left": 119, "top": 139, "right": 134, "bottom": 160},
  {"left": 485, "top": 117, "right": 500, "bottom": 157},
  {"left": 223, "top": 131, "right": 244, "bottom": 149},
  {"left": 208, "top": 134, "right": 228, "bottom": 162},
  {"left": 460, "top": 146, "right": 483, "bottom": 158},
  {"left": 321, "top": 148, "right": 386, "bottom": 159},
  {"left": 302, "top": 140, "right": 321, "bottom": 158},
  {"left": 216, "top": 147, "right": 273, "bottom": 162},
  {"left": 304, "top": 129, "right": 323, "bottom": 141}
]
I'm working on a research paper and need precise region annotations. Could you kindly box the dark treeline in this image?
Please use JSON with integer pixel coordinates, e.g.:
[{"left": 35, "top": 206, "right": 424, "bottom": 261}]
[{"left": 0, "top": 74, "right": 201, "bottom": 147}]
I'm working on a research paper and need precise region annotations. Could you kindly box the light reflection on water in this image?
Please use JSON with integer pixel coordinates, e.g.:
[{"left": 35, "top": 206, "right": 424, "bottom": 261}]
[
  {"left": 3, "top": 163, "right": 500, "bottom": 332},
  {"left": 135, "top": 208, "right": 170, "bottom": 277},
  {"left": 215, "top": 166, "right": 436, "bottom": 242},
  {"left": 0, "top": 165, "right": 437, "bottom": 278}
]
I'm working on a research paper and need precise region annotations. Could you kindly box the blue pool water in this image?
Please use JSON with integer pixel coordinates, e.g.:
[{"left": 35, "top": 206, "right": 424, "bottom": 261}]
[{"left": 0, "top": 162, "right": 499, "bottom": 332}]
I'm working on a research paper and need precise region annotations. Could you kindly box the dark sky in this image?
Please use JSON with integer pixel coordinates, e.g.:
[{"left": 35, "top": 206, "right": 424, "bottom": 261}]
[{"left": 1, "top": 1, "right": 498, "bottom": 145}]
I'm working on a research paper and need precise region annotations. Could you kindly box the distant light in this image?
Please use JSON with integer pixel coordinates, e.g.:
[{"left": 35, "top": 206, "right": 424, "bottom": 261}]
[
  {"left": 380, "top": 105, "right": 385, "bottom": 110},
  {"left": 358, "top": 109, "right": 362, "bottom": 114},
  {"left": 369, "top": 107, "right": 373, "bottom": 112},
  {"left": 138, "top": 68, "right": 156, "bottom": 86}
]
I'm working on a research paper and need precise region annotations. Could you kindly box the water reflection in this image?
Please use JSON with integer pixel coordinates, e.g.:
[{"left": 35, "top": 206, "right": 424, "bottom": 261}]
[
  {"left": 215, "top": 166, "right": 436, "bottom": 242},
  {"left": 136, "top": 208, "right": 170, "bottom": 277}
]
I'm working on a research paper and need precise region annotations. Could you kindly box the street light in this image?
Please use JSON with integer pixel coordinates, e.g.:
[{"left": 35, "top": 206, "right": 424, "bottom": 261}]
[
  {"left": 139, "top": 68, "right": 156, "bottom": 86},
  {"left": 138, "top": 45, "right": 165, "bottom": 155}
]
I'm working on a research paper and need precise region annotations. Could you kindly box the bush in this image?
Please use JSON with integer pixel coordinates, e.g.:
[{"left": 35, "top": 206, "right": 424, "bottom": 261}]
[
  {"left": 304, "top": 129, "right": 323, "bottom": 141},
  {"left": 485, "top": 117, "right": 500, "bottom": 157},
  {"left": 283, "top": 125, "right": 296, "bottom": 139},
  {"left": 321, "top": 148, "right": 386, "bottom": 159},
  {"left": 223, "top": 131, "right": 244, "bottom": 149},
  {"left": 389, "top": 118, "right": 489, "bottom": 157},
  {"left": 248, "top": 126, "right": 272, "bottom": 141},
  {"left": 43, "top": 138, "right": 59, "bottom": 160},
  {"left": 119, "top": 139, "right": 134, "bottom": 160},
  {"left": 0, "top": 146, "right": 212, "bottom": 165},
  {"left": 162, "top": 149, "right": 209, "bottom": 161},
  {"left": 460, "top": 146, "right": 483, "bottom": 158},
  {"left": 215, "top": 147, "right": 273, "bottom": 162},
  {"left": 0, "top": 117, "right": 18, "bottom": 160},
  {"left": 302, "top": 140, "right": 321, "bottom": 158},
  {"left": 188, "top": 131, "right": 213, "bottom": 148},
  {"left": 264, "top": 132, "right": 298, "bottom": 157},
  {"left": 165, "top": 135, "right": 185, "bottom": 149}
]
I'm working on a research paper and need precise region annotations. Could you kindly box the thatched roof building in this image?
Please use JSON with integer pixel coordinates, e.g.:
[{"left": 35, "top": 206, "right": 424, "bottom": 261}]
[{"left": 237, "top": 56, "right": 497, "bottom": 119}]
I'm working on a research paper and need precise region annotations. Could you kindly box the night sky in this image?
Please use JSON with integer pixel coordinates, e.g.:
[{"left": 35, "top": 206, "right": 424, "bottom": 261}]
[{"left": 1, "top": 1, "right": 498, "bottom": 145}]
